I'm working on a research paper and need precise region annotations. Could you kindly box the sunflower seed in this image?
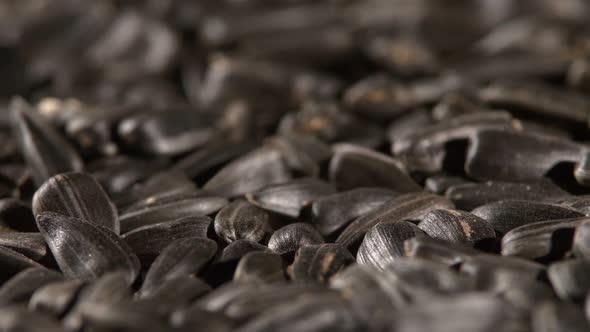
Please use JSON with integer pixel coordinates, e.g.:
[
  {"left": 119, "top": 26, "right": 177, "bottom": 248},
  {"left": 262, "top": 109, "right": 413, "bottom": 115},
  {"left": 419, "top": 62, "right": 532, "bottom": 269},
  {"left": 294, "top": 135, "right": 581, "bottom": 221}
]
[
  {"left": 404, "top": 236, "right": 478, "bottom": 267},
  {"left": 268, "top": 223, "right": 324, "bottom": 255},
  {"left": 171, "top": 305, "right": 234, "bottom": 332},
  {"left": 214, "top": 199, "right": 271, "bottom": 244},
  {"left": 573, "top": 221, "right": 590, "bottom": 261},
  {"left": 266, "top": 133, "right": 332, "bottom": 177},
  {"left": 336, "top": 192, "right": 454, "bottom": 250},
  {"left": 220, "top": 240, "right": 271, "bottom": 262},
  {"left": 88, "top": 156, "right": 166, "bottom": 195},
  {"left": 10, "top": 97, "right": 83, "bottom": 186},
  {"left": 0, "top": 267, "right": 62, "bottom": 305},
  {"left": 0, "top": 246, "right": 44, "bottom": 282},
  {"left": 32, "top": 172, "right": 119, "bottom": 233},
  {"left": 0, "top": 305, "right": 63, "bottom": 332},
  {"left": 37, "top": 212, "right": 140, "bottom": 282},
  {"left": 418, "top": 209, "right": 495, "bottom": 245},
  {"left": 424, "top": 175, "right": 470, "bottom": 194},
  {"left": 234, "top": 251, "right": 285, "bottom": 284},
  {"left": 548, "top": 258, "right": 590, "bottom": 301},
  {"left": 247, "top": 178, "right": 336, "bottom": 218},
  {"left": 471, "top": 200, "right": 583, "bottom": 234},
  {"left": 138, "top": 275, "right": 211, "bottom": 313},
  {"left": 461, "top": 254, "right": 545, "bottom": 289},
  {"left": 357, "top": 221, "right": 423, "bottom": 270},
  {"left": 29, "top": 279, "right": 85, "bottom": 317},
  {"left": 329, "top": 143, "right": 420, "bottom": 192},
  {"left": 501, "top": 217, "right": 586, "bottom": 260},
  {"left": 0, "top": 232, "right": 47, "bottom": 261},
  {"left": 0, "top": 198, "right": 36, "bottom": 232},
  {"left": 121, "top": 215, "right": 211, "bottom": 264},
  {"left": 204, "top": 146, "right": 291, "bottom": 197},
  {"left": 140, "top": 237, "right": 217, "bottom": 296},
  {"left": 532, "top": 300, "right": 590, "bottom": 332},
  {"left": 310, "top": 187, "right": 398, "bottom": 236},
  {"left": 289, "top": 243, "right": 354, "bottom": 283}
]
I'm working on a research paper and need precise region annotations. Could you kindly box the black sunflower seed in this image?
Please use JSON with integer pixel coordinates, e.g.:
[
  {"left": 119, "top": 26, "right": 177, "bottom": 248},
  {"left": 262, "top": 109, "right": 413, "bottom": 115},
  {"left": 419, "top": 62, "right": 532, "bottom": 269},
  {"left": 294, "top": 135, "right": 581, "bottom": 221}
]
[
  {"left": 329, "top": 143, "right": 420, "bottom": 192},
  {"left": 0, "top": 245, "right": 44, "bottom": 282},
  {"left": 220, "top": 240, "right": 271, "bottom": 262},
  {"left": 268, "top": 223, "right": 324, "bottom": 255},
  {"left": 29, "top": 279, "right": 85, "bottom": 317},
  {"left": 32, "top": 172, "right": 119, "bottom": 233},
  {"left": 138, "top": 275, "right": 211, "bottom": 314},
  {"left": 204, "top": 146, "right": 292, "bottom": 198},
  {"left": 471, "top": 200, "right": 583, "bottom": 234},
  {"left": 418, "top": 209, "right": 495, "bottom": 245},
  {"left": 336, "top": 192, "right": 454, "bottom": 250},
  {"left": 532, "top": 301, "right": 590, "bottom": 332},
  {"left": 501, "top": 217, "right": 586, "bottom": 260},
  {"left": 573, "top": 221, "right": 590, "bottom": 261},
  {"left": 0, "top": 267, "right": 62, "bottom": 305},
  {"left": 36, "top": 212, "right": 140, "bottom": 283},
  {"left": 247, "top": 178, "right": 336, "bottom": 218},
  {"left": 446, "top": 180, "right": 569, "bottom": 210},
  {"left": 0, "top": 305, "right": 63, "bottom": 332},
  {"left": 265, "top": 133, "right": 332, "bottom": 177},
  {"left": 289, "top": 243, "right": 354, "bottom": 283},
  {"left": 404, "top": 236, "right": 479, "bottom": 267},
  {"left": 119, "top": 194, "right": 226, "bottom": 233},
  {"left": 424, "top": 175, "right": 470, "bottom": 194},
  {"left": 88, "top": 156, "right": 167, "bottom": 195},
  {"left": 214, "top": 199, "right": 271, "bottom": 244},
  {"left": 171, "top": 305, "right": 234, "bottom": 332},
  {"left": 356, "top": 221, "right": 423, "bottom": 270},
  {"left": 548, "top": 258, "right": 590, "bottom": 301},
  {"left": 234, "top": 251, "right": 285, "bottom": 284},
  {"left": 121, "top": 215, "right": 211, "bottom": 265},
  {"left": 461, "top": 254, "right": 545, "bottom": 289},
  {"left": 310, "top": 187, "right": 398, "bottom": 236},
  {"left": 140, "top": 237, "right": 217, "bottom": 296},
  {"left": 10, "top": 98, "right": 83, "bottom": 186},
  {"left": 0, "top": 232, "right": 47, "bottom": 261}
]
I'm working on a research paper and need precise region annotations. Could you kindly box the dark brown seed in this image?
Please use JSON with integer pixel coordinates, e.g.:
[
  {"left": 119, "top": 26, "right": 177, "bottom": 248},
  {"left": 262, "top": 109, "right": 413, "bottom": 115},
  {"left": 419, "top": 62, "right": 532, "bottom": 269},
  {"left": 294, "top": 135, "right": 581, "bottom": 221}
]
[
  {"left": 479, "top": 80, "right": 590, "bottom": 124},
  {"left": 502, "top": 217, "right": 586, "bottom": 260},
  {"left": 140, "top": 237, "right": 217, "bottom": 296},
  {"left": 10, "top": 97, "right": 83, "bottom": 186},
  {"left": 121, "top": 215, "right": 211, "bottom": 264},
  {"left": 357, "top": 221, "right": 423, "bottom": 270},
  {"left": 268, "top": 223, "right": 324, "bottom": 255},
  {"left": 424, "top": 175, "right": 470, "bottom": 194},
  {"left": 465, "top": 128, "right": 586, "bottom": 182},
  {"left": 88, "top": 156, "right": 166, "bottom": 195},
  {"left": 0, "top": 305, "right": 63, "bottom": 332},
  {"left": 73, "top": 300, "right": 168, "bottom": 332},
  {"left": 0, "top": 232, "right": 47, "bottom": 261},
  {"left": 0, "top": 267, "right": 62, "bottom": 305},
  {"left": 446, "top": 180, "right": 569, "bottom": 210},
  {"left": 214, "top": 199, "right": 271, "bottom": 243},
  {"left": 204, "top": 146, "right": 291, "bottom": 197},
  {"left": 32, "top": 172, "right": 119, "bottom": 233},
  {"left": 311, "top": 187, "right": 398, "bottom": 236},
  {"left": 0, "top": 246, "right": 44, "bottom": 282},
  {"left": 220, "top": 240, "right": 271, "bottom": 262},
  {"left": 247, "top": 178, "right": 336, "bottom": 218},
  {"left": 573, "top": 221, "right": 590, "bottom": 261},
  {"left": 119, "top": 195, "right": 226, "bottom": 233},
  {"left": 118, "top": 109, "right": 219, "bottom": 156},
  {"left": 393, "top": 111, "right": 516, "bottom": 173},
  {"left": 171, "top": 305, "right": 234, "bottom": 332},
  {"left": 532, "top": 301, "right": 590, "bottom": 332},
  {"left": 404, "top": 236, "right": 478, "bottom": 267},
  {"left": 548, "top": 258, "right": 590, "bottom": 301},
  {"left": 36, "top": 212, "right": 140, "bottom": 283},
  {"left": 0, "top": 198, "right": 36, "bottom": 232},
  {"left": 336, "top": 192, "right": 454, "bottom": 250},
  {"left": 461, "top": 254, "right": 545, "bottom": 289},
  {"left": 329, "top": 143, "right": 420, "bottom": 192},
  {"left": 29, "top": 280, "right": 85, "bottom": 317},
  {"left": 471, "top": 200, "right": 583, "bottom": 234},
  {"left": 386, "top": 109, "right": 433, "bottom": 146},
  {"left": 138, "top": 275, "right": 211, "bottom": 313},
  {"left": 290, "top": 243, "right": 354, "bottom": 283},
  {"left": 234, "top": 251, "right": 285, "bottom": 284},
  {"left": 236, "top": 295, "right": 365, "bottom": 332},
  {"left": 418, "top": 209, "right": 495, "bottom": 245},
  {"left": 266, "top": 133, "right": 332, "bottom": 177}
]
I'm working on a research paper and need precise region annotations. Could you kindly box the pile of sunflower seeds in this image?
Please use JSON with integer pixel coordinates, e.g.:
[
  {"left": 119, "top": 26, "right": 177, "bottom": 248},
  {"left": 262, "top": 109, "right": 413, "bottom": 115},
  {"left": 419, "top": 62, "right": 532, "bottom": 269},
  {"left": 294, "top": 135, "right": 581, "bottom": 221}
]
[{"left": 2, "top": 0, "right": 590, "bottom": 331}]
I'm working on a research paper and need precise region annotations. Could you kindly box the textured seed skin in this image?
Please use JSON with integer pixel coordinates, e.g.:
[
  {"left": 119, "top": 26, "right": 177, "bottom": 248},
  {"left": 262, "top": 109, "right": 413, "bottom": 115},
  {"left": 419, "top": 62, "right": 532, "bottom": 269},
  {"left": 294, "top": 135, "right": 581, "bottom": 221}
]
[
  {"left": 0, "top": 267, "right": 62, "bottom": 306},
  {"left": 336, "top": 192, "right": 454, "bottom": 250},
  {"left": 290, "top": 244, "right": 354, "bottom": 283},
  {"left": 418, "top": 209, "right": 495, "bottom": 245},
  {"left": 220, "top": 240, "right": 271, "bottom": 262},
  {"left": 36, "top": 212, "right": 140, "bottom": 283},
  {"left": 268, "top": 223, "right": 324, "bottom": 255},
  {"left": 33, "top": 172, "right": 119, "bottom": 233},
  {"left": 0, "top": 232, "right": 47, "bottom": 261},
  {"left": 471, "top": 200, "right": 583, "bottom": 234},
  {"left": 215, "top": 199, "right": 271, "bottom": 244},
  {"left": 234, "top": 251, "right": 285, "bottom": 284}
]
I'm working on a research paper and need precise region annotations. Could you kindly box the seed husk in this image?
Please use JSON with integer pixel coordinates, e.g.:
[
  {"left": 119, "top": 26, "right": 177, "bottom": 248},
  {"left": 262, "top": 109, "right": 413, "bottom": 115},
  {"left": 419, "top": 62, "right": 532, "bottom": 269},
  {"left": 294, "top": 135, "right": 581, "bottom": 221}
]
[
  {"left": 36, "top": 212, "right": 140, "bottom": 283},
  {"left": 0, "top": 305, "right": 64, "bottom": 332},
  {"left": 32, "top": 172, "right": 119, "bottom": 233},
  {"left": 29, "top": 279, "right": 85, "bottom": 317},
  {"left": 234, "top": 251, "right": 285, "bottom": 284},
  {"left": 0, "top": 245, "right": 44, "bottom": 283},
  {"left": 289, "top": 243, "right": 354, "bottom": 283},
  {"left": 0, "top": 267, "right": 62, "bottom": 305},
  {"left": 214, "top": 199, "right": 271, "bottom": 243},
  {"left": 357, "top": 221, "right": 423, "bottom": 270},
  {"left": 268, "top": 223, "right": 324, "bottom": 255},
  {"left": 548, "top": 258, "right": 590, "bottom": 301},
  {"left": 532, "top": 300, "right": 590, "bottom": 332},
  {"left": 418, "top": 209, "right": 495, "bottom": 245},
  {"left": 471, "top": 200, "right": 584, "bottom": 234},
  {"left": 220, "top": 240, "right": 271, "bottom": 262},
  {"left": 573, "top": 221, "right": 590, "bottom": 261},
  {"left": 247, "top": 178, "right": 336, "bottom": 218},
  {"left": 336, "top": 192, "right": 454, "bottom": 250},
  {"left": 404, "top": 236, "right": 478, "bottom": 267},
  {"left": 311, "top": 187, "right": 398, "bottom": 236},
  {"left": 0, "top": 232, "right": 47, "bottom": 261}
]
